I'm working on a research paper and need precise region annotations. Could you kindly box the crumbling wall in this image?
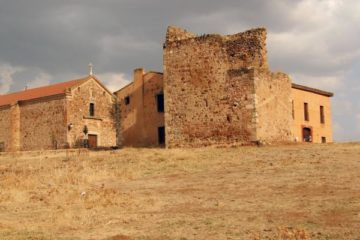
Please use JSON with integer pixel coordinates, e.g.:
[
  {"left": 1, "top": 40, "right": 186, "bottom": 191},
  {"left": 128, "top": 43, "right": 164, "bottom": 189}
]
[
  {"left": 163, "top": 26, "right": 292, "bottom": 147},
  {"left": 164, "top": 27, "right": 269, "bottom": 147},
  {"left": 0, "top": 107, "right": 11, "bottom": 151},
  {"left": 254, "top": 70, "right": 293, "bottom": 143}
]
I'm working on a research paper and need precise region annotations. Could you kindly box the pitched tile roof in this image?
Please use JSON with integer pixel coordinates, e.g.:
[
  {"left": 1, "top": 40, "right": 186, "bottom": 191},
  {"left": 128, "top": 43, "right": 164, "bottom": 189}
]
[{"left": 0, "top": 76, "right": 90, "bottom": 107}]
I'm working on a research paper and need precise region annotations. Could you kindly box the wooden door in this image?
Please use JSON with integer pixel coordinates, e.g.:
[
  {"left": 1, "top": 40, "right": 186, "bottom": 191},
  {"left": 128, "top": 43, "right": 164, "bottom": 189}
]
[{"left": 88, "top": 134, "right": 98, "bottom": 148}]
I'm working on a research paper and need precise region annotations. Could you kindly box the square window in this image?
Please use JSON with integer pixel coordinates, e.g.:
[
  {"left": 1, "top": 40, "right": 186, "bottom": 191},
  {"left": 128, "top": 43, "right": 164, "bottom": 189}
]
[{"left": 124, "top": 96, "right": 130, "bottom": 105}]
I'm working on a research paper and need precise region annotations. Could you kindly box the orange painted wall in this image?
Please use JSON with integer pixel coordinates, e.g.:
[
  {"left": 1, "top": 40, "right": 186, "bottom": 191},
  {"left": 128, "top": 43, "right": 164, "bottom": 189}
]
[
  {"left": 291, "top": 88, "right": 333, "bottom": 143},
  {"left": 115, "top": 69, "right": 164, "bottom": 147}
]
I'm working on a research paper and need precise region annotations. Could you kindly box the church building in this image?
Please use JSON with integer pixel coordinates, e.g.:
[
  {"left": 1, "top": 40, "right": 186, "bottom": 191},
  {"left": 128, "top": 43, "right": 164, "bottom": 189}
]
[{"left": 0, "top": 74, "right": 118, "bottom": 152}]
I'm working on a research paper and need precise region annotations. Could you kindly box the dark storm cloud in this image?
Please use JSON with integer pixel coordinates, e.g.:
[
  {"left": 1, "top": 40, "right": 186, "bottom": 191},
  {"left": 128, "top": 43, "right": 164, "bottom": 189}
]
[{"left": 0, "top": 0, "right": 301, "bottom": 75}]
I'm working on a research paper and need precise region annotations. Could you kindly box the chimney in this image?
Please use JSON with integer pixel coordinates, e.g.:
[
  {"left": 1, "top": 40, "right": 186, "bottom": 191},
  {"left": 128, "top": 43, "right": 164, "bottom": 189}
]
[{"left": 133, "top": 68, "right": 145, "bottom": 87}]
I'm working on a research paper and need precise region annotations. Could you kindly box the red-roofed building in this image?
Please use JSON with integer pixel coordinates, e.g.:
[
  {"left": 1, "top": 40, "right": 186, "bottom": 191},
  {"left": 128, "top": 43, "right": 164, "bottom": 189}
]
[{"left": 0, "top": 75, "right": 119, "bottom": 152}]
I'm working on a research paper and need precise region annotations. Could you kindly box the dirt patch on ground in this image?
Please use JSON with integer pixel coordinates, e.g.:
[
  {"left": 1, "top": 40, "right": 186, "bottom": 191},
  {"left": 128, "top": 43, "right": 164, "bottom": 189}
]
[{"left": 0, "top": 143, "right": 359, "bottom": 239}]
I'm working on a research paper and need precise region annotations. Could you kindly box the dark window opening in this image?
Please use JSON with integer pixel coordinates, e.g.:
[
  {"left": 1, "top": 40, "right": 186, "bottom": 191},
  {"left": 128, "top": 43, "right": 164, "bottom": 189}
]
[
  {"left": 156, "top": 93, "right": 164, "bottom": 112},
  {"left": 321, "top": 137, "right": 326, "bottom": 143},
  {"left": 320, "top": 106, "right": 325, "bottom": 124},
  {"left": 158, "top": 126, "right": 165, "bottom": 145},
  {"left": 89, "top": 103, "right": 95, "bottom": 117},
  {"left": 292, "top": 100, "right": 295, "bottom": 119},
  {"left": 304, "top": 102, "right": 309, "bottom": 121},
  {"left": 124, "top": 96, "right": 130, "bottom": 105}
]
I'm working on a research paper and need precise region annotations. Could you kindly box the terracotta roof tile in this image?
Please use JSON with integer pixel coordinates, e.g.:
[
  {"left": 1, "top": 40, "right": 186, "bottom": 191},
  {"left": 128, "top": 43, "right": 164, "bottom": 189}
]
[{"left": 0, "top": 76, "right": 90, "bottom": 107}]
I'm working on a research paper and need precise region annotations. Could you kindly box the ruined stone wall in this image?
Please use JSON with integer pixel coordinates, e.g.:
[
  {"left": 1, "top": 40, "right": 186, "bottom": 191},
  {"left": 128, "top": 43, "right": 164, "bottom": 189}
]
[
  {"left": 19, "top": 97, "right": 68, "bottom": 151},
  {"left": 10, "top": 103, "right": 21, "bottom": 151},
  {"left": 115, "top": 70, "right": 164, "bottom": 147},
  {"left": 292, "top": 88, "right": 333, "bottom": 143},
  {"left": 254, "top": 70, "right": 293, "bottom": 143},
  {"left": 163, "top": 26, "right": 271, "bottom": 147},
  {"left": 0, "top": 107, "right": 11, "bottom": 151},
  {"left": 67, "top": 78, "right": 117, "bottom": 148}
]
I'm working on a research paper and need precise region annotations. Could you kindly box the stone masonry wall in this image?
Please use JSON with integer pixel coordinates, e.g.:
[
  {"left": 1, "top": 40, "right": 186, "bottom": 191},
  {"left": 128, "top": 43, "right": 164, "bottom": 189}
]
[
  {"left": 19, "top": 97, "right": 68, "bottom": 151},
  {"left": 67, "top": 78, "right": 117, "bottom": 148},
  {"left": 254, "top": 70, "right": 293, "bottom": 143},
  {"left": 10, "top": 103, "right": 21, "bottom": 151},
  {"left": 164, "top": 26, "right": 273, "bottom": 147},
  {"left": 0, "top": 107, "right": 11, "bottom": 151}
]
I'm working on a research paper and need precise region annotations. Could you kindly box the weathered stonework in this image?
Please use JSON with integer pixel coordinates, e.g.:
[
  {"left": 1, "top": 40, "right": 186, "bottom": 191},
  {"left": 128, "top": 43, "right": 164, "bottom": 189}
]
[
  {"left": 114, "top": 26, "right": 334, "bottom": 148},
  {"left": 19, "top": 97, "right": 67, "bottom": 151},
  {"left": 0, "top": 76, "right": 118, "bottom": 152},
  {"left": 0, "top": 26, "right": 334, "bottom": 151},
  {"left": 163, "top": 26, "right": 292, "bottom": 147},
  {"left": 0, "top": 106, "right": 11, "bottom": 152},
  {"left": 254, "top": 70, "right": 293, "bottom": 143},
  {"left": 66, "top": 78, "right": 117, "bottom": 148}
]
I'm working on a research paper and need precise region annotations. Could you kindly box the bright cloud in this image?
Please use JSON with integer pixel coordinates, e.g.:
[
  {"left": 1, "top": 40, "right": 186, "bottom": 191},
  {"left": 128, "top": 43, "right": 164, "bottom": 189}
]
[
  {"left": 97, "top": 72, "right": 131, "bottom": 92},
  {"left": 28, "top": 72, "right": 52, "bottom": 89},
  {"left": 289, "top": 73, "right": 343, "bottom": 92},
  {"left": 0, "top": 64, "right": 23, "bottom": 94},
  {"left": 356, "top": 113, "right": 360, "bottom": 131}
]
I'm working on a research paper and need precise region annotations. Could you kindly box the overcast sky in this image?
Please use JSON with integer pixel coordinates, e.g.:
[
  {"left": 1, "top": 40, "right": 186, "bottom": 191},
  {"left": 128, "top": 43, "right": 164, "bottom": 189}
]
[{"left": 0, "top": 0, "right": 359, "bottom": 141}]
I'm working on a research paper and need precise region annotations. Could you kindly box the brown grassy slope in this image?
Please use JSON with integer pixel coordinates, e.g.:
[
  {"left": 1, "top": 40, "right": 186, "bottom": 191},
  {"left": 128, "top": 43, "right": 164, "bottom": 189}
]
[{"left": 0, "top": 143, "right": 359, "bottom": 240}]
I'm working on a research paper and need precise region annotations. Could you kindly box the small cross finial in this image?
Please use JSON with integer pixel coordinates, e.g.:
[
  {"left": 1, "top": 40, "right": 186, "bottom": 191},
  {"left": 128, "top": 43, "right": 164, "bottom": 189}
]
[{"left": 88, "top": 63, "right": 94, "bottom": 76}]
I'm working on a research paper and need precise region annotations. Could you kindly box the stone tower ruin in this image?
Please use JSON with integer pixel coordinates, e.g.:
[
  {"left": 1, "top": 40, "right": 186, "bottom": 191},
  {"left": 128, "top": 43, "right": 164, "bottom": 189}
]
[{"left": 163, "top": 26, "right": 293, "bottom": 147}]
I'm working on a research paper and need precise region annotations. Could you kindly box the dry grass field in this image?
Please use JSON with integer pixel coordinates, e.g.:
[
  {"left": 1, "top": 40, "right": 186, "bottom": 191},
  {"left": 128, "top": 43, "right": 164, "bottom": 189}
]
[{"left": 0, "top": 143, "right": 359, "bottom": 240}]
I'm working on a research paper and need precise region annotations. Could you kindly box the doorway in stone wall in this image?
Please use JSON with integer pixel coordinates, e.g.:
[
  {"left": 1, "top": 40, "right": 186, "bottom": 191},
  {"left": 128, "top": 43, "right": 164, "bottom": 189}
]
[
  {"left": 158, "top": 126, "right": 165, "bottom": 145},
  {"left": 302, "top": 127, "right": 312, "bottom": 142},
  {"left": 88, "top": 134, "right": 98, "bottom": 148}
]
